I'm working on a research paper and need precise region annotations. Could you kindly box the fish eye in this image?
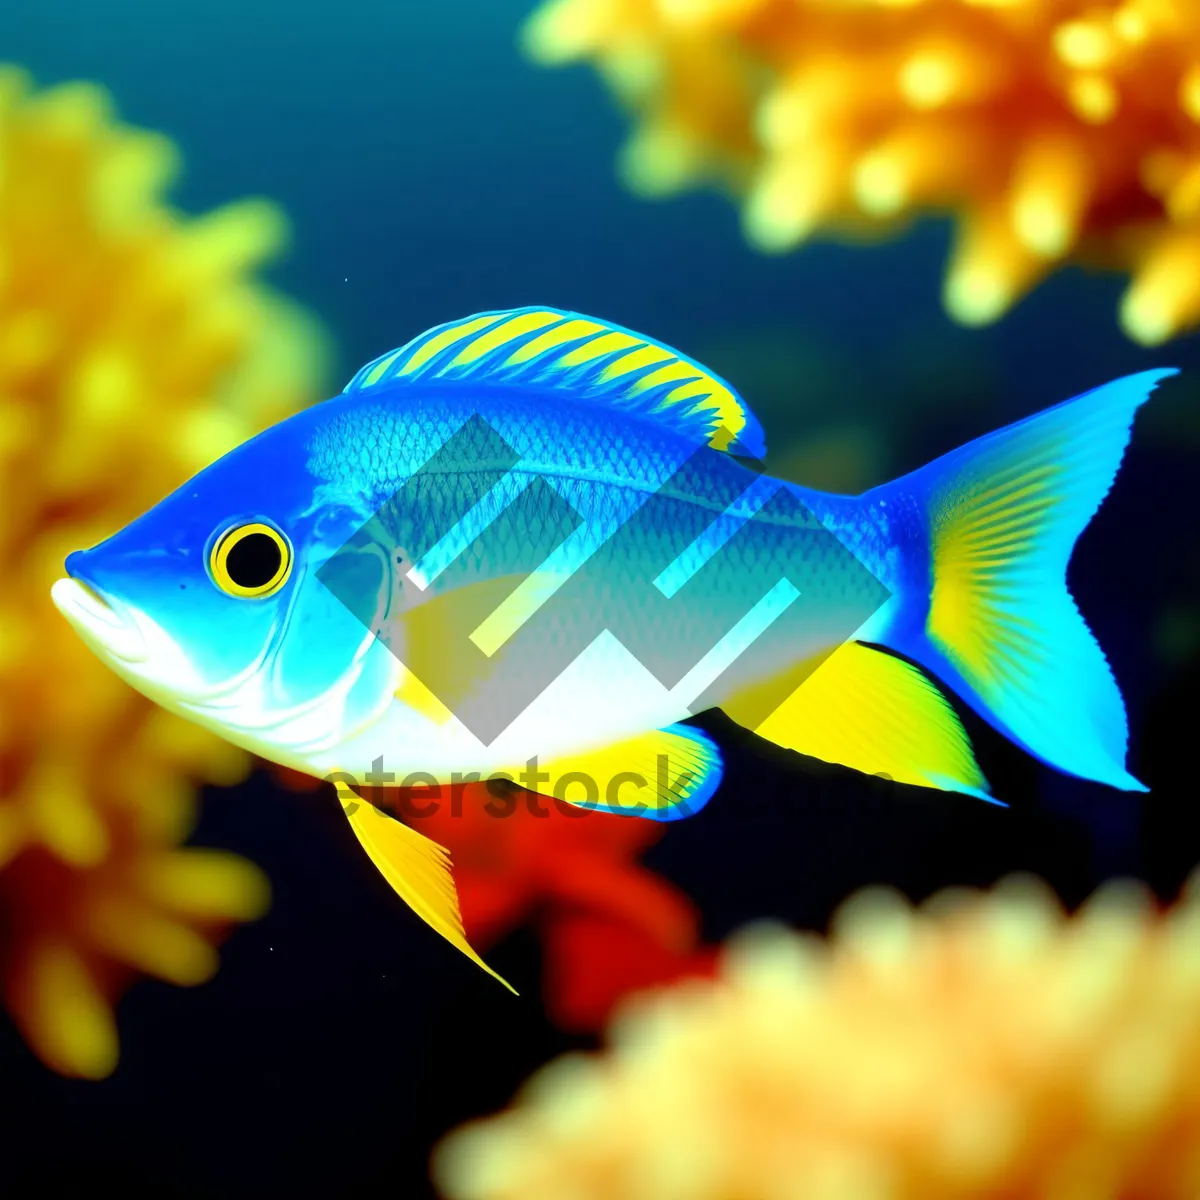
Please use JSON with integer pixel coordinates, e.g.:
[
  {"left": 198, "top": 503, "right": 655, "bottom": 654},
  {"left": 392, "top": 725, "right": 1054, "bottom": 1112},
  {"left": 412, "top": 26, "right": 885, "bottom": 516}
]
[{"left": 209, "top": 522, "right": 293, "bottom": 599}]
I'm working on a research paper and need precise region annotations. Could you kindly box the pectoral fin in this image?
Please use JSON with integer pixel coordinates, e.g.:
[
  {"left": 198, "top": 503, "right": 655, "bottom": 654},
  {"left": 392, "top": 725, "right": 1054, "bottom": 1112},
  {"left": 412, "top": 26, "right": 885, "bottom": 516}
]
[
  {"left": 332, "top": 777, "right": 517, "bottom": 993},
  {"left": 391, "top": 572, "right": 565, "bottom": 723},
  {"left": 723, "top": 641, "right": 996, "bottom": 803},
  {"left": 394, "top": 666, "right": 456, "bottom": 726}
]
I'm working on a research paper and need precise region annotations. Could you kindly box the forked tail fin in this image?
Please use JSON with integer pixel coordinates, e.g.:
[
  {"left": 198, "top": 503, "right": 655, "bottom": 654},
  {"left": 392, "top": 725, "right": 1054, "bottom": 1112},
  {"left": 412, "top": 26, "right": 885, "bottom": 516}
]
[{"left": 877, "top": 368, "right": 1176, "bottom": 792}]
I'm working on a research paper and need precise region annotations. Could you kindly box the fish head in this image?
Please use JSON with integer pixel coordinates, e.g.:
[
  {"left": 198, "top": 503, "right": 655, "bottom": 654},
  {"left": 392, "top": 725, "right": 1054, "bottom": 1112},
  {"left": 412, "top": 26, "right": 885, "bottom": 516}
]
[{"left": 51, "top": 414, "right": 402, "bottom": 768}]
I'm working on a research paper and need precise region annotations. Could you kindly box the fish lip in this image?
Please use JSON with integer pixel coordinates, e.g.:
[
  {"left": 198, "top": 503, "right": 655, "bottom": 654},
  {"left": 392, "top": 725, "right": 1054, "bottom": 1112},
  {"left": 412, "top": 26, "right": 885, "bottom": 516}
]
[
  {"left": 51, "top": 576, "right": 149, "bottom": 664},
  {"left": 72, "top": 576, "right": 117, "bottom": 618}
]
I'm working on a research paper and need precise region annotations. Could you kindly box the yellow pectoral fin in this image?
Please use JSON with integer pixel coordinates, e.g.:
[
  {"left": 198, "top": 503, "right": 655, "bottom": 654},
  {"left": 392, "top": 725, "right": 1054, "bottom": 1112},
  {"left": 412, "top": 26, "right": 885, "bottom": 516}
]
[
  {"left": 395, "top": 666, "right": 455, "bottom": 725},
  {"left": 530, "top": 725, "right": 723, "bottom": 822},
  {"left": 332, "top": 778, "right": 517, "bottom": 994},
  {"left": 391, "top": 572, "right": 566, "bottom": 720},
  {"left": 724, "top": 641, "right": 995, "bottom": 802}
]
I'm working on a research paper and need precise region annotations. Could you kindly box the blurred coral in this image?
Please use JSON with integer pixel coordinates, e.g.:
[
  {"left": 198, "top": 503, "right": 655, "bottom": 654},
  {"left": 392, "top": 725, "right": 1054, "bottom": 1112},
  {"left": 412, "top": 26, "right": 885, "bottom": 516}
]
[
  {"left": 384, "top": 783, "right": 713, "bottom": 1029},
  {"left": 525, "top": 0, "right": 1200, "bottom": 344},
  {"left": 0, "top": 65, "right": 327, "bottom": 1078},
  {"left": 540, "top": 908, "right": 718, "bottom": 1030},
  {"left": 435, "top": 874, "right": 1200, "bottom": 1199}
]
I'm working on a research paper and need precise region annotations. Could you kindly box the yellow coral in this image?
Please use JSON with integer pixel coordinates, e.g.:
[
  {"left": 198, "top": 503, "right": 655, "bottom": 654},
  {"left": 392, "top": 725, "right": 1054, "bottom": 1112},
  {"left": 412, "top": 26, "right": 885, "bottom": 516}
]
[
  {"left": 0, "top": 66, "right": 327, "bottom": 1078},
  {"left": 525, "top": 0, "right": 1200, "bottom": 344},
  {"left": 435, "top": 875, "right": 1200, "bottom": 1198}
]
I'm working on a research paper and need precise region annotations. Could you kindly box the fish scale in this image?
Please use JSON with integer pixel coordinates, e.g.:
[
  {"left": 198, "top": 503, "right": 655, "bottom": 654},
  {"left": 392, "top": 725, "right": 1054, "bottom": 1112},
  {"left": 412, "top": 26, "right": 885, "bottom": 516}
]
[{"left": 310, "top": 387, "right": 897, "bottom": 597}]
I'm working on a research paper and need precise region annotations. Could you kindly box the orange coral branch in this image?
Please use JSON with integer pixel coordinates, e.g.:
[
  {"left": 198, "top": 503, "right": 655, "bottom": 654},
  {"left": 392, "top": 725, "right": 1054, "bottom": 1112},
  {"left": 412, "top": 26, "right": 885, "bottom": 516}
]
[
  {"left": 435, "top": 874, "right": 1200, "bottom": 1198},
  {"left": 525, "top": 0, "right": 1200, "bottom": 343},
  {"left": 0, "top": 65, "right": 327, "bottom": 1078}
]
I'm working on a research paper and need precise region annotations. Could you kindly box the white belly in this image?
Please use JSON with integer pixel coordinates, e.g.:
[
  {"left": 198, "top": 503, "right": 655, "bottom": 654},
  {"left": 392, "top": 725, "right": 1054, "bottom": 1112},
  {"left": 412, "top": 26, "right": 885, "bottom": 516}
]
[{"left": 313, "top": 629, "right": 696, "bottom": 785}]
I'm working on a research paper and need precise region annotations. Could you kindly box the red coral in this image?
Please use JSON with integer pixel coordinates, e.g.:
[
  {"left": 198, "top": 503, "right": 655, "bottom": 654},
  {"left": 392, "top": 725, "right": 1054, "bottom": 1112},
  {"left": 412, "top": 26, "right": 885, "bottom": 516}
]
[
  {"left": 385, "top": 781, "right": 716, "bottom": 1029},
  {"left": 541, "top": 911, "right": 719, "bottom": 1031}
]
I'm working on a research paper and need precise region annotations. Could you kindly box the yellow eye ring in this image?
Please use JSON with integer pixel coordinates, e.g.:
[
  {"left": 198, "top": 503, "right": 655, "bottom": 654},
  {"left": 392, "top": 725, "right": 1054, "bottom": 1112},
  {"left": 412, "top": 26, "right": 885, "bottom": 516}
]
[{"left": 209, "top": 522, "right": 293, "bottom": 599}]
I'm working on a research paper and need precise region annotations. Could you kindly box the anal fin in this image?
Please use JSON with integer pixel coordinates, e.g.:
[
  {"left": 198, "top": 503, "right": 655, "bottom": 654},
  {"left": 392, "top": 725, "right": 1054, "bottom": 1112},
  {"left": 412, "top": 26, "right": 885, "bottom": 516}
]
[{"left": 723, "top": 641, "right": 997, "bottom": 803}]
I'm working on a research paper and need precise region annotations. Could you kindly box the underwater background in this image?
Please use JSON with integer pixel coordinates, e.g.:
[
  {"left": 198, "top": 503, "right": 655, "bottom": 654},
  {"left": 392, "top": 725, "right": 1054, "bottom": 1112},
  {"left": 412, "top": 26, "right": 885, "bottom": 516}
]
[{"left": 3, "top": 0, "right": 1200, "bottom": 1195}]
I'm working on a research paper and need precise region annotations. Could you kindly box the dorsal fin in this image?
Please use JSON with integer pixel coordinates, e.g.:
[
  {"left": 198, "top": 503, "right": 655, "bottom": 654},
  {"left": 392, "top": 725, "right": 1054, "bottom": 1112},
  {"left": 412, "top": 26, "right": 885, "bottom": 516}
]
[{"left": 344, "top": 307, "right": 767, "bottom": 458}]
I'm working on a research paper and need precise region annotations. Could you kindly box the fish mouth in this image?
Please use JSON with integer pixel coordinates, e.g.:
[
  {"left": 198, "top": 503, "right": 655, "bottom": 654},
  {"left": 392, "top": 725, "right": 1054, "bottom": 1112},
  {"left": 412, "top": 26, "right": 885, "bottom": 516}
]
[{"left": 51, "top": 576, "right": 149, "bottom": 664}]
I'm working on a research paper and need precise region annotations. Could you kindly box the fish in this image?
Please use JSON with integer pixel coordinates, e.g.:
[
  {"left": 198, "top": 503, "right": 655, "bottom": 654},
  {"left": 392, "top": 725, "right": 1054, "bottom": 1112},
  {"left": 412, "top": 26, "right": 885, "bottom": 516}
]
[{"left": 51, "top": 306, "right": 1175, "bottom": 991}]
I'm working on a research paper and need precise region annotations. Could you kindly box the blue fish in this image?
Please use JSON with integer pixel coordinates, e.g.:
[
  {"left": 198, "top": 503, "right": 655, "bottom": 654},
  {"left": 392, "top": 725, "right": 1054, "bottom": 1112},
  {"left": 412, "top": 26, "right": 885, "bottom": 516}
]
[{"left": 51, "top": 307, "right": 1174, "bottom": 989}]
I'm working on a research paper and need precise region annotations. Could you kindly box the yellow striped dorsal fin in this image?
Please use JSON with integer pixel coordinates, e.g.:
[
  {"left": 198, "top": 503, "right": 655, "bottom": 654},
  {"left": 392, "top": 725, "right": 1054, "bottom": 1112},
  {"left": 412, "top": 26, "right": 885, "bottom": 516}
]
[{"left": 344, "top": 307, "right": 766, "bottom": 457}]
